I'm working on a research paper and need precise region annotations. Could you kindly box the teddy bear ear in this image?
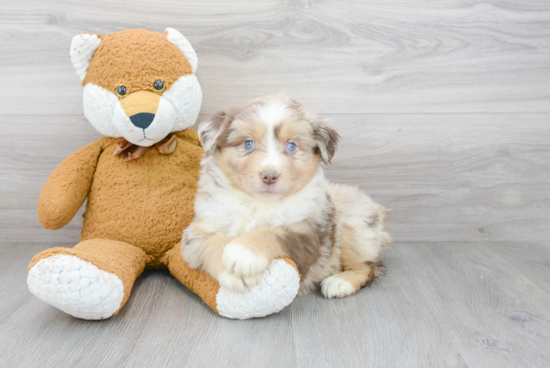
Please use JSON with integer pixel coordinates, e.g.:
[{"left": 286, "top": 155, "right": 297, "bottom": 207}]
[
  {"left": 165, "top": 28, "right": 198, "bottom": 74},
  {"left": 70, "top": 33, "right": 102, "bottom": 81}
]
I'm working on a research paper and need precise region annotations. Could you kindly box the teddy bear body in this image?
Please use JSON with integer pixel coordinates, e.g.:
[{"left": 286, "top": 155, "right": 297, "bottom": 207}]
[{"left": 79, "top": 133, "right": 202, "bottom": 266}]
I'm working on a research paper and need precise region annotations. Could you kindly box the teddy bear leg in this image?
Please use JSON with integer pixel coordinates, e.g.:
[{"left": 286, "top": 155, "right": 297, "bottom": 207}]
[
  {"left": 27, "top": 239, "right": 148, "bottom": 320},
  {"left": 165, "top": 242, "right": 301, "bottom": 319}
]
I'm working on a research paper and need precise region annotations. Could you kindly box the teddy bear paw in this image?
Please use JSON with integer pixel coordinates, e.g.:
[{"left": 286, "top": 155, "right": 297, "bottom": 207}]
[
  {"left": 216, "top": 258, "right": 300, "bottom": 319},
  {"left": 27, "top": 255, "right": 124, "bottom": 320}
]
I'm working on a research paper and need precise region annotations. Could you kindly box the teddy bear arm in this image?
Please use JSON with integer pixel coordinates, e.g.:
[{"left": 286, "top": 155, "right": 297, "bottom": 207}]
[
  {"left": 166, "top": 243, "right": 301, "bottom": 319},
  {"left": 38, "top": 140, "right": 103, "bottom": 230}
]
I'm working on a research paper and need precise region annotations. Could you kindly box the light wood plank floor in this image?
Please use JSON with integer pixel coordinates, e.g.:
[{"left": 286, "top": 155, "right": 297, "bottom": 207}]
[{"left": 1, "top": 241, "right": 549, "bottom": 367}]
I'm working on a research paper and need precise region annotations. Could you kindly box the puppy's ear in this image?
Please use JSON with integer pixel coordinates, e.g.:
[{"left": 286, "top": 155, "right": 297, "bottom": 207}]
[
  {"left": 198, "top": 111, "right": 226, "bottom": 155},
  {"left": 313, "top": 118, "right": 340, "bottom": 164},
  {"left": 198, "top": 106, "right": 242, "bottom": 155}
]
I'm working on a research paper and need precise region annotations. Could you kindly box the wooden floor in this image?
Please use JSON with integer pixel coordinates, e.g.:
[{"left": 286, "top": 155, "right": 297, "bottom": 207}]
[{"left": 1, "top": 241, "right": 549, "bottom": 367}]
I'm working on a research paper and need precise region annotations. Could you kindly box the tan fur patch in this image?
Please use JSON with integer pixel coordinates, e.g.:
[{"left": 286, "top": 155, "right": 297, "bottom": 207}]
[
  {"left": 232, "top": 227, "right": 286, "bottom": 261},
  {"left": 275, "top": 120, "right": 314, "bottom": 150},
  {"left": 83, "top": 29, "right": 193, "bottom": 96},
  {"left": 340, "top": 238, "right": 384, "bottom": 289},
  {"left": 227, "top": 117, "right": 267, "bottom": 146}
]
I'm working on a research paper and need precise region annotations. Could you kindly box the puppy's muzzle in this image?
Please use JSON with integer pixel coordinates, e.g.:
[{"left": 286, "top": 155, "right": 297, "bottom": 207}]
[{"left": 119, "top": 91, "right": 161, "bottom": 130}]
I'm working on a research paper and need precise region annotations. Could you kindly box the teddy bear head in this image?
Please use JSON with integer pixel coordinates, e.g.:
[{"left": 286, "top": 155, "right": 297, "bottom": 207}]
[{"left": 71, "top": 28, "right": 202, "bottom": 146}]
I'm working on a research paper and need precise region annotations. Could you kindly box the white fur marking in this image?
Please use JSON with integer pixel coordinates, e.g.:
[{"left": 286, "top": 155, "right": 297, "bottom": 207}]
[
  {"left": 218, "top": 270, "right": 247, "bottom": 293},
  {"left": 321, "top": 276, "right": 356, "bottom": 299},
  {"left": 257, "top": 101, "right": 288, "bottom": 128},
  {"left": 27, "top": 255, "right": 124, "bottom": 320},
  {"left": 222, "top": 242, "right": 269, "bottom": 277},
  {"left": 257, "top": 101, "right": 288, "bottom": 169},
  {"left": 216, "top": 259, "right": 300, "bottom": 319},
  {"left": 262, "top": 133, "right": 281, "bottom": 169}
]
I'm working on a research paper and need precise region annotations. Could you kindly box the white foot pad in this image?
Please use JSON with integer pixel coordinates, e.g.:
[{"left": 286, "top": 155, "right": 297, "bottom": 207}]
[
  {"left": 27, "top": 255, "right": 124, "bottom": 320},
  {"left": 216, "top": 259, "right": 300, "bottom": 319},
  {"left": 321, "top": 275, "right": 356, "bottom": 299}
]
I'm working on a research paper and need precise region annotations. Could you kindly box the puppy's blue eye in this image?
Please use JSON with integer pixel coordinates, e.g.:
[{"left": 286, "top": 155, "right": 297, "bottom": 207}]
[
  {"left": 286, "top": 142, "right": 297, "bottom": 152},
  {"left": 244, "top": 139, "right": 255, "bottom": 150}
]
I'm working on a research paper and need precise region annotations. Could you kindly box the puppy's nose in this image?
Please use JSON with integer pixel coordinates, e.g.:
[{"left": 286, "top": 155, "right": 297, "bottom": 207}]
[
  {"left": 130, "top": 113, "right": 155, "bottom": 129},
  {"left": 260, "top": 170, "right": 279, "bottom": 185}
]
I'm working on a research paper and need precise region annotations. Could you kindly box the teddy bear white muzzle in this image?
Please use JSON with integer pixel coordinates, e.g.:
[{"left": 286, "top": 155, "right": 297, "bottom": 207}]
[{"left": 82, "top": 74, "right": 202, "bottom": 147}]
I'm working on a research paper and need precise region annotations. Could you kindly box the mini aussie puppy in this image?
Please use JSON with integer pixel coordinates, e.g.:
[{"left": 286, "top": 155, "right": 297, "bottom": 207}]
[{"left": 182, "top": 94, "right": 390, "bottom": 298}]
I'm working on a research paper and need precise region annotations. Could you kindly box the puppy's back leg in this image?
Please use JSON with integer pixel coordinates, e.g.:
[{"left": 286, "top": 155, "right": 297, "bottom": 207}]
[
  {"left": 321, "top": 184, "right": 390, "bottom": 299},
  {"left": 321, "top": 259, "right": 386, "bottom": 299}
]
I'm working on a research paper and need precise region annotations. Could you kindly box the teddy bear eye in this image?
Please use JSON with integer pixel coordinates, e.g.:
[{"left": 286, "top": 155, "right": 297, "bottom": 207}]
[
  {"left": 116, "top": 86, "right": 127, "bottom": 97},
  {"left": 153, "top": 80, "right": 165, "bottom": 92}
]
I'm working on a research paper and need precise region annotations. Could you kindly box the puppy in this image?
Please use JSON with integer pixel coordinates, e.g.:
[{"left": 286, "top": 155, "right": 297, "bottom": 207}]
[{"left": 182, "top": 94, "right": 390, "bottom": 298}]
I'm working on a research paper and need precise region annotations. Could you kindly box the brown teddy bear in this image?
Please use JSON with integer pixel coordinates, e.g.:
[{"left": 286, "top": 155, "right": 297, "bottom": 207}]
[{"left": 27, "top": 28, "right": 300, "bottom": 320}]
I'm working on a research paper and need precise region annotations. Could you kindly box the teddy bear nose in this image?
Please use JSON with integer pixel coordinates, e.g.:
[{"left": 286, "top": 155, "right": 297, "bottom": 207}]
[{"left": 130, "top": 113, "right": 155, "bottom": 129}]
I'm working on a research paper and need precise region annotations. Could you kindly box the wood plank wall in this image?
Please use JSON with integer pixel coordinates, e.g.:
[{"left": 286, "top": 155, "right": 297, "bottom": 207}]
[{"left": 1, "top": 0, "right": 549, "bottom": 243}]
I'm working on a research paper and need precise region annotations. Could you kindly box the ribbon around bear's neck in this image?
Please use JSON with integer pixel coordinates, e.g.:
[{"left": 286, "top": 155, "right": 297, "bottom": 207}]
[{"left": 113, "top": 134, "right": 177, "bottom": 162}]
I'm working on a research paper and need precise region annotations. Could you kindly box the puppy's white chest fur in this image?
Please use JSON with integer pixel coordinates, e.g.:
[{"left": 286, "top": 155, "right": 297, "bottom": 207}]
[{"left": 195, "top": 157, "right": 328, "bottom": 238}]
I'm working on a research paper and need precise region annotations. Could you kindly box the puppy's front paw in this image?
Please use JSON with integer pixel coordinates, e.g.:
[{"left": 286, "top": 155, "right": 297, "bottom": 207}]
[
  {"left": 218, "top": 270, "right": 261, "bottom": 293},
  {"left": 222, "top": 242, "right": 269, "bottom": 277},
  {"left": 218, "top": 270, "right": 245, "bottom": 293}
]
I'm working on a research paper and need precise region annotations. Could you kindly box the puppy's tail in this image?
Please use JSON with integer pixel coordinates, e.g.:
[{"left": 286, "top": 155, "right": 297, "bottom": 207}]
[
  {"left": 378, "top": 205, "right": 392, "bottom": 249},
  {"left": 366, "top": 258, "right": 388, "bottom": 285}
]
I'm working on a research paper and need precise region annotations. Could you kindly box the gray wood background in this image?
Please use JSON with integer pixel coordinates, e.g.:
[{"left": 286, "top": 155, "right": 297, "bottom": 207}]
[{"left": 0, "top": 0, "right": 549, "bottom": 243}]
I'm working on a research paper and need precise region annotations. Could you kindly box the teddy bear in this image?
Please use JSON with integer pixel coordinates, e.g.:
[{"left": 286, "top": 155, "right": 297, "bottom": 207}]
[{"left": 27, "top": 28, "right": 300, "bottom": 320}]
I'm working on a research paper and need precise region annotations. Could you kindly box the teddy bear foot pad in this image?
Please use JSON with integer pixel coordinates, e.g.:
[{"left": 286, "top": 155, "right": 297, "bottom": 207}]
[
  {"left": 27, "top": 255, "right": 124, "bottom": 320},
  {"left": 216, "top": 259, "right": 300, "bottom": 319}
]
